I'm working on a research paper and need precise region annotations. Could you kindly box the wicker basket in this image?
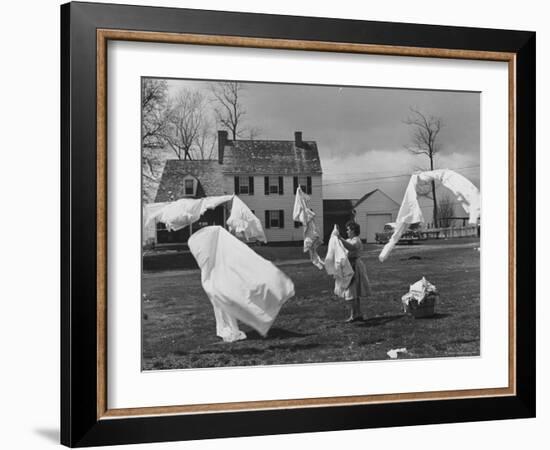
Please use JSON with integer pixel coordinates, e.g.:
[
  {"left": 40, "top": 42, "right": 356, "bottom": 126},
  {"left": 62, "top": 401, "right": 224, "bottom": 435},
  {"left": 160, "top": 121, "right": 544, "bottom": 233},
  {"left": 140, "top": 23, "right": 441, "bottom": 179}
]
[{"left": 405, "top": 293, "right": 438, "bottom": 318}]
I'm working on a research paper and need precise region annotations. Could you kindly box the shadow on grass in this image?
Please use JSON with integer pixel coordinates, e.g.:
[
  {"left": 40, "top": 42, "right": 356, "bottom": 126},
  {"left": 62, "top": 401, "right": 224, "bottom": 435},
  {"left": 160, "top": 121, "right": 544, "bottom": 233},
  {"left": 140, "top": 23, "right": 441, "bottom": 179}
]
[
  {"left": 414, "top": 313, "right": 451, "bottom": 320},
  {"left": 187, "top": 341, "right": 321, "bottom": 357},
  {"left": 246, "top": 327, "right": 313, "bottom": 340},
  {"left": 267, "top": 342, "right": 321, "bottom": 351},
  {"left": 190, "top": 347, "right": 265, "bottom": 356},
  {"left": 358, "top": 314, "right": 404, "bottom": 328}
]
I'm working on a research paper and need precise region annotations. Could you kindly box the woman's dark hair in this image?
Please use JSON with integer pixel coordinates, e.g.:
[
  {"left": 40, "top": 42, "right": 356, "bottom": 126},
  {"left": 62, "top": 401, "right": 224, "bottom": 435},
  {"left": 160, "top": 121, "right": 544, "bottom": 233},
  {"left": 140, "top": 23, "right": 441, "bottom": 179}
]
[{"left": 345, "top": 220, "right": 360, "bottom": 236}]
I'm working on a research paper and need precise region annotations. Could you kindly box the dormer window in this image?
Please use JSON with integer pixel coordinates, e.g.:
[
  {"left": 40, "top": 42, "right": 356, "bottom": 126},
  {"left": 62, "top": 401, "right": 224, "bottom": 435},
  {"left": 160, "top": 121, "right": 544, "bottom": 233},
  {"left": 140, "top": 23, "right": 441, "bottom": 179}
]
[
  {"left": 184, "top": 179, "right": 194, "bottom": 195},
  {"left": 182, "top": 175, "right": 197, "bottom": 196}
]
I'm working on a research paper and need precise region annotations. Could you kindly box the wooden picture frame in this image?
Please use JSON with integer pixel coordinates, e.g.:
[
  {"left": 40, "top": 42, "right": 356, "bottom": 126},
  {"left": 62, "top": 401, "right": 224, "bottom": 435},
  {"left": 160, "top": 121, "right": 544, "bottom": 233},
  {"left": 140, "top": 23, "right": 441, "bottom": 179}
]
[{"left": 61, "top": 1, "right": 535, "bottom": 447}]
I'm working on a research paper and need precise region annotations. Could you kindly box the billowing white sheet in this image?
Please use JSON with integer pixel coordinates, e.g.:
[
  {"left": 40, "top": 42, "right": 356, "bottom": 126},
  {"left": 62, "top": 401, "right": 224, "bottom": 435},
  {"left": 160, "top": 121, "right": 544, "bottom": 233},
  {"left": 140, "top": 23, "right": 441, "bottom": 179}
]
[
  {"left": 292, "top": 186, "right": 324, "bottom": 269},
  {"left": 226, "top": 195, "right": 267, "bottom": 243},
  {"left": 188, "top": 226, "right": 295, "bottom": 342},
  {"left": 144, "top": 194, "right": 267, "bottom": 243},
  {"left": 144, "top": 195, "right": 234, "bottom": 231},
  {"left": 379, "top": 169, "right": 480, "bottom": 262}
]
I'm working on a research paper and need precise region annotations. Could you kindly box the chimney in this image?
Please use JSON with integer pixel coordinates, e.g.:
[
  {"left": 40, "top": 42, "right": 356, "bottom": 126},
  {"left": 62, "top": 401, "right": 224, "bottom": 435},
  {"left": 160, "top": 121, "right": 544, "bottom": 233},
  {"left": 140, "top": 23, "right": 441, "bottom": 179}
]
[
  {"left": 218, "top": 130, "right": 228, "bottom": 164},
  {"left": 294, "top": 131, "right": 303, "bottom": 148}
]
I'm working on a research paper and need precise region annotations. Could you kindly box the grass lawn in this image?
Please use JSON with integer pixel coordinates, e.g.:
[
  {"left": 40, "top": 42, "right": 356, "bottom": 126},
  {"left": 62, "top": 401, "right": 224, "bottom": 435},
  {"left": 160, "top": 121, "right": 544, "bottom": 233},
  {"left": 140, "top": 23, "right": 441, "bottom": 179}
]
[{"left": 142, "top": 239, "right": 480, "bottom": 370}]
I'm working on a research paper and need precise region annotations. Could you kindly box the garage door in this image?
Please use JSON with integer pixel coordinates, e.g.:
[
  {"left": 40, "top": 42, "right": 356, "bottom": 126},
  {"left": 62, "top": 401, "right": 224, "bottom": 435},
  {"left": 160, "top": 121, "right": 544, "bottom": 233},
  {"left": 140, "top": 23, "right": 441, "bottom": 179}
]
[{"left": 366, "top": 213, "right": 392, "bottom": 243}]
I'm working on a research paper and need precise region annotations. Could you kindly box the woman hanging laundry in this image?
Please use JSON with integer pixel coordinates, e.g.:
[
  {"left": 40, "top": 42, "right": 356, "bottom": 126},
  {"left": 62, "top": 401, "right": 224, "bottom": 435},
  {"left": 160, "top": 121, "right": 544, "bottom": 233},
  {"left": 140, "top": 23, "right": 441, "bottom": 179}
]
[{"left": 334, "top": 221, "right": 372, "bottom": 322}]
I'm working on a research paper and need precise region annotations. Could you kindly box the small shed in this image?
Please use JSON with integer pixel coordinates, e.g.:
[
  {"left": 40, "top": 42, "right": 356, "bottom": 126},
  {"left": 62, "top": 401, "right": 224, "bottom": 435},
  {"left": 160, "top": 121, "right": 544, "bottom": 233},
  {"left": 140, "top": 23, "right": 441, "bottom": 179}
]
[{"left": 353, "top": 189, "right": 399, "bottom": 243}]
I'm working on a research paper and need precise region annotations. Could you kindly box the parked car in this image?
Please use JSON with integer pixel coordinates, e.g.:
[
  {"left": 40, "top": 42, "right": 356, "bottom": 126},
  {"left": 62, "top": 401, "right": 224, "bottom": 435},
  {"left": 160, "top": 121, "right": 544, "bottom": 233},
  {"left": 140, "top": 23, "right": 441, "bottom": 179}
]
[{"left": 375, "top": 222, "right": 424, "bottom": 245}]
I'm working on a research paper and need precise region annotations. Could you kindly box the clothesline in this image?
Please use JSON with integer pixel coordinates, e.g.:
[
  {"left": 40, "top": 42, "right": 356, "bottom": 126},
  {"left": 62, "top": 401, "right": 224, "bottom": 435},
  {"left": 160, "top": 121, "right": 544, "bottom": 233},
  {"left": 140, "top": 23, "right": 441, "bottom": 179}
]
[
  {"left": 144, "top": 194, "right": 267, "bottom": 243},
  {"left": 379, "top": 169, "right": 480, "bottom": 262}
]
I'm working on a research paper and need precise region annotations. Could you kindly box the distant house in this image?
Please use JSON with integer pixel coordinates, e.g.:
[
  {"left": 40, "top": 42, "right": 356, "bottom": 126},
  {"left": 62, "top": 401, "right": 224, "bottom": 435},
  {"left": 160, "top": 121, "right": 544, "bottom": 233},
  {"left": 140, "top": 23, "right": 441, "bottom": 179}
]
[
  {"left": 353, "top": 189, "right": 399, "bottom": 243},
  {"left": 147, "top": 131, "right": 323, "bottom": 245}
]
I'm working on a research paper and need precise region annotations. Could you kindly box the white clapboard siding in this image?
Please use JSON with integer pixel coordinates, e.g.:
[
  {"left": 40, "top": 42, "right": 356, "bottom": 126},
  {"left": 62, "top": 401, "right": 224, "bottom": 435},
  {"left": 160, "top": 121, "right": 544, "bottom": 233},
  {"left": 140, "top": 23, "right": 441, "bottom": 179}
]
[{"left": 224, "top": 174, "right": 324, "bottom": 243}]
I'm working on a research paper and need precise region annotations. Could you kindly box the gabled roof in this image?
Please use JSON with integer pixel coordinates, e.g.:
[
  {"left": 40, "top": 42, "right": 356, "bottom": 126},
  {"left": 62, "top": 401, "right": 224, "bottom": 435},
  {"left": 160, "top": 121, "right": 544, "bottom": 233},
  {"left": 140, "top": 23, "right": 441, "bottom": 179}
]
[
  {"left": 353, "top": 189, "right": 398, "bottom": 209},
  {"left": 222, "top": 140, "right": 322, "bottom": 175},
  {"left": 154, "top": 159, "right": 226, "bottom": 202}
]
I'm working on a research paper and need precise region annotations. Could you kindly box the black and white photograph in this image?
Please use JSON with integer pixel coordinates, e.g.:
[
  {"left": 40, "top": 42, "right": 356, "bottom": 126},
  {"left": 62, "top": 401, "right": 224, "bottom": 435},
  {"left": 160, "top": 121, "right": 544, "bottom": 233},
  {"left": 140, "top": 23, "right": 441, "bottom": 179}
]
[{"left": 141, "top": 77, "right": 481, "bottom": 370}]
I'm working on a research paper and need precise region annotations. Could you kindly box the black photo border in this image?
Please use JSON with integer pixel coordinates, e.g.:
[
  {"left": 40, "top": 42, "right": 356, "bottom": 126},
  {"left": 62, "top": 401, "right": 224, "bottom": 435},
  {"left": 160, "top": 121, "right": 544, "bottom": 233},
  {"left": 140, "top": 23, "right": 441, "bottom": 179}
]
[{"left": 61, "top": 1, "right": 535, "bottom": 447}]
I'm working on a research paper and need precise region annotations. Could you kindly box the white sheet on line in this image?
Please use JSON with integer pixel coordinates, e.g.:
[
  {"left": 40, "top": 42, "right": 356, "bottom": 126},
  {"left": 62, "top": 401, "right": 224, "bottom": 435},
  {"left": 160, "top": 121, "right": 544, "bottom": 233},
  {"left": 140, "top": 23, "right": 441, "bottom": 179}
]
[
  {"left": 226, "top": 195, "right": 267, "bottom": 243},
  {"left": 144, "top": 194, "right": 267, "bottom": 243},
  {"left": 379, "top": 169, "right": 480, "bottom": 262},
  {"left": 324, "top": 226, "right": 354, "bottom": 297},
  {"left": 144, "top": 195, "right": 233, "bottom": 231},
  {"left": 292, "top": 186, "right": 324, "bottom": 269},
  {"left": 188, "top": 226, "right": 295, "bottom": 342}
]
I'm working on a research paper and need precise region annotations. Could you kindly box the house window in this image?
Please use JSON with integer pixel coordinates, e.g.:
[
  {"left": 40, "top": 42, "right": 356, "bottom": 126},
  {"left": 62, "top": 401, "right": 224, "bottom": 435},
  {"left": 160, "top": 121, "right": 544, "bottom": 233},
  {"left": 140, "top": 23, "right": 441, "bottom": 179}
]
[
  {"left": 235, "top": 176, "right": 254, "bottom": 195},
  {"left": 269, "top": 211, "right": 280, "bottom": 228},
  {"left": 239, "top": 177, "right": 249, "bottom": 194},
  {"left": 265, "top": 176, "right": 284, "bottom": 195},
  {"left": 269, "top": 178, "right": 279, "bottom": 194},
  {"left": 293, "top": 176, "right": 312, "bottom": 194},
  {"left": 265, "top": 210, "right": 284, "bottom": 229},
  {"left": 184, "top": 179, "right": 194, "bottom": 195}
]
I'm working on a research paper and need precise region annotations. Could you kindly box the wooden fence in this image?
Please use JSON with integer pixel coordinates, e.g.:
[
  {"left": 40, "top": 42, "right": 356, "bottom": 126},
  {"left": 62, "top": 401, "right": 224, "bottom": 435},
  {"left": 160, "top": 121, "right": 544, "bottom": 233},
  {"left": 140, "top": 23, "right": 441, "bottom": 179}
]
[{"left": 422, "top": 225, "right": 479, "bottom": 239}]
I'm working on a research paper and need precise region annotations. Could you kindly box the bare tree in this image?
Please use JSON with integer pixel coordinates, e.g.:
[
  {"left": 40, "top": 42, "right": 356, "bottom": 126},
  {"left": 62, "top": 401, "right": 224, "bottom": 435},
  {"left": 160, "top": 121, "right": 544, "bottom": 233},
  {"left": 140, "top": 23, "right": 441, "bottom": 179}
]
[
  {"left": 404, "top": 107, "right": 444, "bottom": 227},
  {"left": 141, "top": 79, "right": 170, "bottom": 202},
  {"left": 210, "top": 82, "right": 246, "bottom": 139},
  {"left": 244, "top": 126, "right": 262, "bottom": 140},
  {"left": 163, "top": 89, "right": 206, "bottom": 160},
  {"left": 195, "top": 119, "right": 216, "bottom": 159},
  {"left": 437, "top": 194, "right": 455, "bottom": 228},
  {"left": 142, "top": 79, "right": 169, "bottom": 148}
]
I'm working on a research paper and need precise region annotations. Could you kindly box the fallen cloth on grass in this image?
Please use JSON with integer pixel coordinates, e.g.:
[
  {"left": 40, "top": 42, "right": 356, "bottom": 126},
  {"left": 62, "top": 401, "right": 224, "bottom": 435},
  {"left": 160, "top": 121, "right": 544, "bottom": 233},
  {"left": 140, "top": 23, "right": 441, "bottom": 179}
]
[
  {"left": 387, "top": 348, "right": 408, "bottom": 359},
  {"left": 293, "top": 186, "right": 324, "bottom": 269},
  {"left": 188, "top": 226, "right": 295, "bottom": 342},
  {"left": 379, "top": 169, "right": 480, "bottom": 262},
  {"left": 324, "top": 226, "right": 354, "bottom": 297}
]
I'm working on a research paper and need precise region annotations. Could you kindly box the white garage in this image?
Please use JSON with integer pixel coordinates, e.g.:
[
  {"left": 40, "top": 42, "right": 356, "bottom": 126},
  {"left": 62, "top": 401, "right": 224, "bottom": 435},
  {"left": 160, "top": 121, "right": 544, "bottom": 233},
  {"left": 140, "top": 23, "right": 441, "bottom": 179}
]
[{"left": 353, "top": 189, "right": 399, "bottom": 243}]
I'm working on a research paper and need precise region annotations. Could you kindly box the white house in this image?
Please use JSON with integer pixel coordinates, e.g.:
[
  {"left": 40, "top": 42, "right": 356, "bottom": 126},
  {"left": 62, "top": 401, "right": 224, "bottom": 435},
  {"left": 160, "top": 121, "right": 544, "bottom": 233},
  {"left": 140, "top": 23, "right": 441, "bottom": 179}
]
[
  {"left": 353, "top": 189, "right": 399, "bottom": 243},
  {"left": 147, "top": 131, "right": 323, "bottom": 245}
]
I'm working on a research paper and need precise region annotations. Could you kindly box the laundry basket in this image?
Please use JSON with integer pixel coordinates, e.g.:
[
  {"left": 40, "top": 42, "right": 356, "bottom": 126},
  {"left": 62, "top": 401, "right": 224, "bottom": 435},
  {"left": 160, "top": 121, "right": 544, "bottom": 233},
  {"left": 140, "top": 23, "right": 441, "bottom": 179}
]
[{"left": 405, "top": 293, "right": 438, "bottom": 318}]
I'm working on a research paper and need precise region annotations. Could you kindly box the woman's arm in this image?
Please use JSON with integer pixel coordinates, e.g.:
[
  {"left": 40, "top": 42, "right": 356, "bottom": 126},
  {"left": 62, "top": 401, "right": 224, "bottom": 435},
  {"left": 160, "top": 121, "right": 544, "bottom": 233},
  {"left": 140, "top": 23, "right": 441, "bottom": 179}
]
[{"left": 338, "top": 236, "right": 357, "bottom": 251}]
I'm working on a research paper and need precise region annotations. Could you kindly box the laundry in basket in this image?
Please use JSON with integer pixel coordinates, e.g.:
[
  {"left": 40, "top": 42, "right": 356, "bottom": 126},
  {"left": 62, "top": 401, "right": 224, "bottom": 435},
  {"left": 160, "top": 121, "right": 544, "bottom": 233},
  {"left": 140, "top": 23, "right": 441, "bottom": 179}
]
[{"left": 401, "top": 277, "right": 439, "bottom": 318}]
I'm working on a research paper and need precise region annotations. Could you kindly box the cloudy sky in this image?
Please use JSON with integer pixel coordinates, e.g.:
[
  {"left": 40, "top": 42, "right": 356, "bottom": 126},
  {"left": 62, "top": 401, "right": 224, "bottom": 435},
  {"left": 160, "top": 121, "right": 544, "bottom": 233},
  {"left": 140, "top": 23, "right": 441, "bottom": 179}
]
[{"left": 165, "top": 78, "right": 480, "bottom": 211}]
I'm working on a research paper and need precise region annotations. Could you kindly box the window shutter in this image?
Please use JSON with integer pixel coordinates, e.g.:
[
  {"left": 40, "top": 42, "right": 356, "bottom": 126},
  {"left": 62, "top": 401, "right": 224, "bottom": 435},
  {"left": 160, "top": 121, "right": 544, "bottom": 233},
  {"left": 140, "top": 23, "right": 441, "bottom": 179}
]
[
  {"left": 234, "top": 176, "right": 239, "bottom": 194},
  {"left": 265, "top": 211, "right": 270, "bottom": 229},
  {"left": 249, "top": 177, "right": 254, "bottom": 195},
  {"left": 279, "top": 210, "right": 284, "bottom": 228},
  {"left": 278, "top": 176, "right": 284, "bottom": 195},
  {"left": 264, "top": 176, "right": 269, "bottom": 195},
  {"left": 293, "top": 176, "right": 298, "bottom": 194},
  {"left": 307, "top": 176, "right": 312, "bottom": 194}
]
